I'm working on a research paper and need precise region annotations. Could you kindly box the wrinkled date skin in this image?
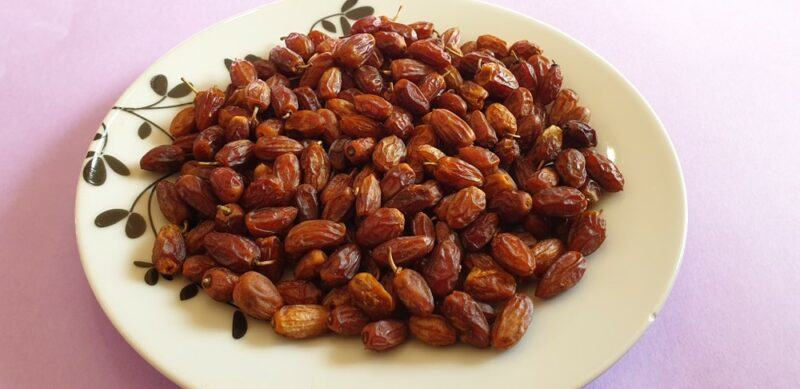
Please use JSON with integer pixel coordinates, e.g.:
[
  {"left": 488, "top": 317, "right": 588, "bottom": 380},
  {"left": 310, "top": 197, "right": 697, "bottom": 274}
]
[
  {"left": 319, "top": 243, "right": 362, "bottom": 287},
  {"left": 491, "top": 294, "right": 534, "bottom": 349},
  {"left": 233, "top": 271, "right": 285, "bottom": 320},
  {"left": 328, "top": 305, "right": 371, "bottom": 335},
  {"left": 371, "top": 236, "right": 434, "bottom": 267},
  {"left": 393, "top": 267, "right": 434, "bottom": 316},
  {"left": 531, "top": 186, "right": 588, "bottom": 218},
  {"left": 536, "top": 251, "right": 587, "bottom": 299},
  {"left": 203, "top": 232, "right": 260, "bottom": 272},
  {"left": 284, "top": 220, "right": 346, "bottom": 256},
  {"left": 272, "top": 304, "right": 330, "bottom": 340},
  {"left": 355, "top": 207, "right": 405, "bottom": 247},
  {"left": 201, "top": 267, "right": 239, "bottom": 302},
  {"left": 490, "top": 233, "right": 536, "bottom": 277},
  {"left": 422, "top": 240, "right": 462, "bottom": 297},
  {"left": 362, "top": 320, "right": 407, "bottom": 352},
  {"left": 567, "top": 210, "right": 606, "bottom": 256},
  {"left": 348, "top": 272, "right": 396, "bottom": 319},
  {"left": 155, "top": 181, "right": 190, "bottom": 225},
  {"left": 141, "top": 13, "right": 625, "bottom": 352},
  {"left": 408, "top": 315, "right": 457, "bottom": 346},
  {"left": 152, "top": 224, "right": 186, "bottom": 276},
  {"left": 441, "top": 291, "right": 490, "bottom": 348},
  {"left": 182, "top": 255, "right": 217, "bottom": 283}
]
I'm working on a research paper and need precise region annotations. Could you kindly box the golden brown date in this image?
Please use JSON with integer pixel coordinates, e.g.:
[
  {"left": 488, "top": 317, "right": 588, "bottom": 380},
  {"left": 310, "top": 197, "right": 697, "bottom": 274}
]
[
  {"left": 201, "top": 267, "right": 239, "bottom": 302},
  {"left": 272, "top": 304, "right": 330, "bottom": 339},
  {"left": 152, "top": 224, "right": 186, "bottom": 276},
  {"left": 284, "top": 220, "right": 347, "bottom": 256},
  {"left": 408, "top": 315, "right": 457, "bottom": 346},
  {"left": 233, "top": 271, "right": 284, "bottom": 320},
  {"left": 490, "top": 233, "right": 535, "bottom": 277},
  {"left": 348, "top": 272, "right": 396, "bottom": 319},
  {"left": 491, "top": 294, "right": 534, "bottom": 349}
]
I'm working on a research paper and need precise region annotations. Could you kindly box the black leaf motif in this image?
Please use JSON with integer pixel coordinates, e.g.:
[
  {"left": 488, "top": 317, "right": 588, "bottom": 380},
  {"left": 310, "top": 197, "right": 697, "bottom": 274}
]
[
  {"left": 150, "top": 74, "right": 168, "bottom": 96},
  {"left": 93, "top": 133, "right": 102, "bottom": 140},
  {"left": 83, "top": 157, "right": 107, "bottom": 186},
  {"left": 125, "top": 212, "right": 147, "bottom": 238},
  {"left": 137, "top": 122, "right": 152, "bottom": 139},
  {"left": 167, "top": 82, "right": 192, "bottom": 98},
  {"left": 163, "top": 274, "right": 173, "bottom": 281},
  {"left": 144, "top": 268, "right": 159, "bottom": 285},
  {"left": 321, "top": 19, "right": 337, "bottom": 33},
  {"left": 86, "top": 151, "right": 95, "bottom": 158},
  {"left": 103, "top": 155, "right": 130, "bottom": 176},
  {"left": 232, "top": 310, "right": 248, "bottom": 339},
  {"left": 345, "top": 6, "right": 373, "bottom": 20},
  {"left": 133, "top": 261, "right": 153, "bottom": 268},
  {"left": 224, "top": 58, "right": 233, "bottom": 70},
  {"left": 95, "top": 209, "right": 129, "bottom": 227},
  {"left": 341, "top": 0, "right": 357, "bottom": 12},
  {"left": 340, "top": 16, "right": 352, "bottom": 36},
  {"left": 180, "top": 284, "right": 199, "bottom": 300},
  {"left": 244, "top": 54, "right": 262, "bottom": 62}
]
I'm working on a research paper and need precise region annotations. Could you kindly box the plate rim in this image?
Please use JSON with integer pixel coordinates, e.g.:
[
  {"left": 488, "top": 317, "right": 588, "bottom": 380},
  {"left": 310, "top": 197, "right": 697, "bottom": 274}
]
[{"left": 73, "top": 0, "right": 689, "bottom": 386}]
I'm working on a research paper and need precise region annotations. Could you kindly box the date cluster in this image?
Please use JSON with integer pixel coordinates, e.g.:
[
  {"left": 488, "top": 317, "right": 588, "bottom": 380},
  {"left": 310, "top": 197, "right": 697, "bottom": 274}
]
[{"left": 140, "top": 13, "right": 624, "bottom": 352}]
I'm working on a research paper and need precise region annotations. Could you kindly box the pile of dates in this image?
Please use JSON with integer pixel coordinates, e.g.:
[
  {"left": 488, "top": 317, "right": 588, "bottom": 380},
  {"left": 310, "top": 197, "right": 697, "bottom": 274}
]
[{"left": 140, "top": 13, "right": 624, "bottom": 352}]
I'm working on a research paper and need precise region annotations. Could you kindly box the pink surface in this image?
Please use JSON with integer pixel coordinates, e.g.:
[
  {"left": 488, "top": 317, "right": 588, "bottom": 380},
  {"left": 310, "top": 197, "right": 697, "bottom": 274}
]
[{"left": 1, "top": 0, "right": 799, "bottom": 387}]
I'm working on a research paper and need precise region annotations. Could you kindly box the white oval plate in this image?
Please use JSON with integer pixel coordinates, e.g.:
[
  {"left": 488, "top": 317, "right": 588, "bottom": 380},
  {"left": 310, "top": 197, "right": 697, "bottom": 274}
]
[{"left": 75, "top": 0, "right": 687, "bottom": 387}]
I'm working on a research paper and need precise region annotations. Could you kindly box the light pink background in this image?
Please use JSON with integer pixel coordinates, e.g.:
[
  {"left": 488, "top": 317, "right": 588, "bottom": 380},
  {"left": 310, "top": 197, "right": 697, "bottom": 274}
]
[{"left": 1, "top": 0, "right": 799, "bottom": 387}]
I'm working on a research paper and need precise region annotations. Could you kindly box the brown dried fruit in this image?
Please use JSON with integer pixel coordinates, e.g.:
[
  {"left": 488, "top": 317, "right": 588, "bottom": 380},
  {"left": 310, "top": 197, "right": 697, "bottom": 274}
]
[
  {"left": 582, "top": 148, "right": 625, "bottom": 192},
  {"left": 362, "top": 319, "right": 407, "bottom": 351},
  {"left": 140, "top": 145, "right": 186, "bottom": 172},
  {"left": 169, "top": 107, "right": 197, "bottom": 137},
  {"left": 390, "top": 58, "right": 434, "bottom": 82},
  {"left": 464, "top": 267, "right": 516, "bottom": 302},
  {"left": 434, "top": 157, "right": 484, "bottom": 189},
  {"left": 372, "top": 235, "right": 435, "bottom": 268},
  {"left": 277, "top": 280, "right": 322, "bottom": 305},
  {"left": 334, "top": 33, "right": 376, "bottom": 69},
  {"left": 215, "top": 203, "right": 246, "bottom": 234},
  {"left": 445, "top": 186, "right": 486, "bottom": 229},
  {"left": 328, "top": 305, "right": 370, "bottom": 335},
  {"left": 491, "top": 293, "right": 534, "bottom": 349},
  {"left": 536, "top": 251, "right": 587, "bottom": 298},
  {"left": 422, "top": 240, "right": 462, "bottom": 297},
  {"left": 203, "top": 232, "right": 259, "bottom": 272},
  {"left": 182, "top": 255, "right": 217, "bottom": 283},
  {"left": 152, "top": 224, "right": 186, "bottom": 276},
  {"left": 348, "top": 272, "right": 395, "bottom": 318},
  {"left": 441, "top": 291, "right": 490, "bottom": 348},
  {"left": 467, "top": 110, "right": 498, "bottom": 148},
  {"left": 408, "top": 315, "right": 457, "bottom": 346},
  {"left": 383, "top": 181, "right": 443, "bottom": 216},
  {"left": 531, "top": 186, "right": 588, "bottom": 217},
  {"left": 380, "top": 163, "right": 416, "bottom": 199},
  {"left": 155, "top": 181, "right": 190, "bottom": 225},
  {"left": 185, "top": 220, "right": 214, "bottom": 254},
  {"left": 254, "top": 135, "right": 303, "bottom": 160},
  {"left": 531, "top": 238, "right": 565, "bottom": 278},
  {"left": 176, "top": 174, "right": 218, "bottom": 217},
  {"left": 319, "top": 243, "right": 361, "bottom": 286},
  {"left": 285, "top": 220, "right": 347, "bottom": 256},
  {"left": 356, "top": 207, "right": 405, "bottom": 247},
  {"left": 201, "top": 267, "right": 239, "bottom": 302},
  {"left": 461, "top": 212, "right": 500, "bottom": 251},
  {"left": 490, "top": 233, "right": 536, "bottom": 277},
  {"left": 272, "top": 304, "right": 330, "bottom": 339},
  {"left": 567, "top": 210, "right": 606, "bottom": 256},
  {"left": 488, "top": 189, "right": 532, "bottom": 223},
  {"left": 294, "top": 249, "right": 327, "bottom": 281},
  {"left": 233, "top": 271, "right": 284, "bottom": 320}
]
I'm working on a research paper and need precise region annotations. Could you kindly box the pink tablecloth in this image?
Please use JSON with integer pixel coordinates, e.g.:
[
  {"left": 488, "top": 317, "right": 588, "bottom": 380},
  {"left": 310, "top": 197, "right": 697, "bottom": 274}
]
[{"left": 1, "top": 0, "right": 798, "bottom": 387}]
